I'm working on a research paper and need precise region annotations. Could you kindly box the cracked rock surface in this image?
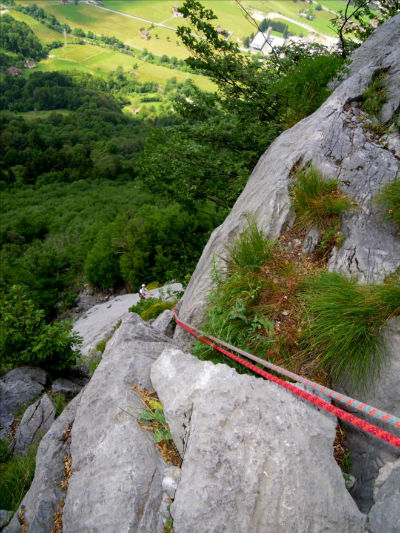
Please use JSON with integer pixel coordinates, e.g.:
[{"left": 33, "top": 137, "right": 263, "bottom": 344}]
[
  {"left": 152, "top": 347, "right": 366, "bottom": 533},
  {"left": 174, "top": 15, "right": 400, "bottom": 350},
  {"left": 13, "top": 394, "right": 55, "bottom": 455},
  {"left": 4, "top": 394, "right": 81, "bottom": 533},
  {"left": 62, "top": 314, "right": 174, "bottom": 533}
]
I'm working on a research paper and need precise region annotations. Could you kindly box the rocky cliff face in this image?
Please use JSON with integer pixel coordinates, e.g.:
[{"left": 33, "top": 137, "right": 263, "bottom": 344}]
[
  {"left": 175, "top": 14, "right": 400, "bottom": 348},
  {"left": 5, "top": 315, "right": 366, "bottom": 533},
  {"left": 172, "top": 12, "right": 400, "bottom": 523},
  {"left": 3, "top": 17, "right": 399, "bottom": 533}
]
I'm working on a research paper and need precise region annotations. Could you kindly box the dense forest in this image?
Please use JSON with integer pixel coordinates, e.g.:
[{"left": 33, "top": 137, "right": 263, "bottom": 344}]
[{"left": 1, "top": 0, "right": 394, "bottom": 372}]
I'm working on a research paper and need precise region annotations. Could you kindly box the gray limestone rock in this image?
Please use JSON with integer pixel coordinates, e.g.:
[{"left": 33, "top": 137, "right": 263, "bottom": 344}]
[
  {"left": 0, "top": 367, "right": 47, "bottom": 440},
  {"left": 13, "top": 394, "right": 55, "bottom": 455},
  {"left": 152, "top": 309, "right": 175, "bottom": 338},
  {"left": 174, "top": 15, "right": 400, "bottom": 350},
  {"left": 62, "top": 314, "right": 173, "bottom": 533},
  {"left": 0, "top": 510, "right": 13, "bottom": 530},
  {"left": 302, "top": 227, "right": 320, "bottom": 254},
  {"left": 338, "top": 318, "right": 400, "bottom": 512},
  {"left": 369, "top": 458, "right": 400, "bottom": 533},
  {"left": 162, "top": 466, "right": 181, "bottom": 499},
  {"left": 4, "top": 394, "right": 81, "bottom": 533},
  {"left": 151, "top": 347, "right": 366, "bottom": 533},
  {"left": 51, "top": 378, "right": 83, "bottom": 396}
]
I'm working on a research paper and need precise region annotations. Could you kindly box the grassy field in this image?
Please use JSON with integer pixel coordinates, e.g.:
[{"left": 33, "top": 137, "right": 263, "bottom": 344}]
[
  {"left": 37, "top": 43, "right": 215, "bottom": 91},
  {"left": 4, "top": 9, "right": 67, "bottom": 43},
  {"left": 243, "top": 0, "right": 337, "bottom": 35}
]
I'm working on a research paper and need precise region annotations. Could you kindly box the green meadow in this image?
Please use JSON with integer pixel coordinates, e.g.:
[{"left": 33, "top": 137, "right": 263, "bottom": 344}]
[
  {"left": 243, "top": 0, "right": 337, "bottom": 35},
  {"left": 37, "top": 43, "right": 215, "bottom": 91},
  {"left": 4, "top": 8, "right": 67, "bottom": 43}
]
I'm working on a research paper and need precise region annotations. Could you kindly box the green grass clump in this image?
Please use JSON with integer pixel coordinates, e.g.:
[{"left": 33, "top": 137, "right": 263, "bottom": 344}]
[
  {"left": 292, "top": 166, "right": 352, "bottom": 229},
  {"left": 0, "top": 439, "right": 12, "bottom": 465},
  {"left": 140, "top": 301, "right": 175, "bottom": 322},
  {"left": 51, "top": 393, "right": 68, "bottom": 418},
  {"left": 88, "top": 355, "right": 101, "bottom": 377},
  {"left": 0, "top": 444, "right": 38, "bottom": 512},
  {"left": 361, "top": 73, "right": 387, "bottom": 119},
  {"left": 129, "top": 297, "right": 175, "bottom": 321},
  {"left": 376, "top": 178, "right": 400, "bottom": 228},
  {"left": 193, "top": 220, "right": 276, "bottom": 371},
  {"left": 95, "top": 339, "right": 108, "bottom": 354},
  {"left": 300, "top": 271, "right": 400, "bottom": 388},
  {"left": 227, "top": 217, "right": 275, "bottom": 273}
]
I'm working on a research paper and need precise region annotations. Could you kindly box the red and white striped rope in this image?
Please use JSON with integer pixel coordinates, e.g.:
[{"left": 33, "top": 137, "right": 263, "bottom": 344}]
[{"left": 173, "top": 309, "right": 400, "bottom": 449}]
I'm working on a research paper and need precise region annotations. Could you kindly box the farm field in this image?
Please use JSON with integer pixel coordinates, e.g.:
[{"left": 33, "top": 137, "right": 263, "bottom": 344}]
[
  {"left": 37, "top": 43, "right": 215, "bottom": 91},
  {"left": 4, "top": 8, "right": 68, "bottom": 43},
  {"left": 243, "top": 0, "right": 337, "bottom": 35}
]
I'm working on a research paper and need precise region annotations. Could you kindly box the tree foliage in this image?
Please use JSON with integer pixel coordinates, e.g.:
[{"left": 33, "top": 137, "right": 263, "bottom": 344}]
[
  {"left": 0, "top": 14, "right": 46, "bottom": 61},
  {"left": 0, "top": 285, "right": 81, "bottom": 371},
  {"left": 140, "top": 0, "right": 343, "bottom": 209},
  {"left": 331, "top": 0, "right": 400, "bottom": 58}
]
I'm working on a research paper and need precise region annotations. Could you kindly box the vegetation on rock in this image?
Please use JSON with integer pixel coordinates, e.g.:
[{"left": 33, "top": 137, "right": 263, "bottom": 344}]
[{"left": 194, "top": 216, "right": 399, "bottom": 388}]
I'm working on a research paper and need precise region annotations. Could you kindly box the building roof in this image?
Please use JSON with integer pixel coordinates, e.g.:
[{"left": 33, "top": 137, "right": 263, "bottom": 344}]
[{"left": 250, "top": 31, "right": 285, "bottom": 51}]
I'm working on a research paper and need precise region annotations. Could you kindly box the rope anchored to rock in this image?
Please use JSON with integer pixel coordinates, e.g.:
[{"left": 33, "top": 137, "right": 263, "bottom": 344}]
[{"left": 173, "top": 309, "right": 400, "bottom": 449}]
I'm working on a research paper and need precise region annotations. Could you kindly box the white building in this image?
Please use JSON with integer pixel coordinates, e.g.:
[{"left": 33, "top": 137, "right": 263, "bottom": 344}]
[{"left": 250, "top": 30, "right": 285, "bottom": 54}]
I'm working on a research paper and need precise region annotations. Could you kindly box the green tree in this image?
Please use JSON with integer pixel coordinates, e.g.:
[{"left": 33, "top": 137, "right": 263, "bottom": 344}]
[
  {"left": 331, "top": 0, "right": 399, "bottom": 58},
  {"left": 0, "top": 285, "right": 81, "bottom": 372}
]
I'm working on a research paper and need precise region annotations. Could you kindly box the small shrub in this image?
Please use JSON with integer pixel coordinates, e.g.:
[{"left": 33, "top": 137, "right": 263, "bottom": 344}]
[
  {"left": 376, "top": 178, "right": 400, "bottom": 227},
  {"left": 129, "top": 297, "right": 175, "bottom": 321},
  {"left": 141, "top": 301, "right": 175, "bottom": 321},
  {"left": 134, "top": 385, "right": 181, "bottom": 466},
  {"left": 291, "top": 165, "right": 351, "bottom": 229},
  {"left": 164, "top": 517, "right": 174, "bottom": 532},
  {"left": 0, "top": 444, "right": 37, "bottom": 512},
  {"left": 300, "top": 271, "right": 400, "bottom": 388},
  {"left": 146, "top": 281, "right": 160, "bottom": 290},
  {"left": 0, "top": 285, "right": 81, "bottom": 373},
  {"left": 129, "top": 297, "right": 160, "bottom": 316}
]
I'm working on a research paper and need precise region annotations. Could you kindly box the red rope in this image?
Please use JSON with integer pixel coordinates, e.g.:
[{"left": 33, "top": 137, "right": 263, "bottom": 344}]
[{"left": 174, "top": 312, "right": 400, "bottom": 449}]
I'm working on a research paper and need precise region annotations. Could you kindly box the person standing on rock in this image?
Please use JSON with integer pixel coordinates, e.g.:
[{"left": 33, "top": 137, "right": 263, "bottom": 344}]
[{"left": 139, "top": 284, "right": 149, "bottom": 299}]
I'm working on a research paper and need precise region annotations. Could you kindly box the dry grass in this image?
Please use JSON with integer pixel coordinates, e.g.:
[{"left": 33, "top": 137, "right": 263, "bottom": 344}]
[{"left": 133, "top": 385, "right": 181, "bottom": 467}]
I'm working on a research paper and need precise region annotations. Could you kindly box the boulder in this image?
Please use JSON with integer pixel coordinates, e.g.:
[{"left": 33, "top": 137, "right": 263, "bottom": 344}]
[
  {"left": 4, "top": 394, "right": 81, "bottom": 533},
  {"left": 339, "top": 318, "right": 400, "bottom": 512},
  {"left": 51, "top": 378, "right": 84, "bottom": 396},
  {"left": 13, "top": 394, "right": 55, "bottom": 455},
  {"left": 152, "top": 309, "right": 175, "bottom": 338},
  {"left": 368, "top": 458, "right": 400, "bottom": 533},
  {"left": 174, "top": 15, "right": 400, "bottom": 349},
  {"left": 151, "top": 347, "right": 366, "bottom": 533},
  {"left": 62, "top": 314, "right": 174, "bottom": 533},
  {"left": 0, "top": 511, "right": 13, "bottom": 530},
  {"left": 0, "top": 367, "right": 47, "bottom": 440}
]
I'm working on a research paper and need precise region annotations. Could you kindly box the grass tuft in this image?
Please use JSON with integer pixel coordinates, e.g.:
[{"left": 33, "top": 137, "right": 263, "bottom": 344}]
[
  {"left": 129, "top": 297, "right": 175, "bottom": 321},
  {"left": 291, "top": 165, "right": 351, "bottom": 229},
  {"left": 227, "top": 217, "right": 275, "bottom": 273},
  {"left": 375, "top": 178, "right": 400, "bottom": 228},
  {"left": 0, "top": 444, "right": 38, "bottom": 512},
  {"left": 299, "top": 271, "right": 400, "bottom": 388}
]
